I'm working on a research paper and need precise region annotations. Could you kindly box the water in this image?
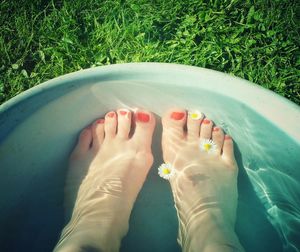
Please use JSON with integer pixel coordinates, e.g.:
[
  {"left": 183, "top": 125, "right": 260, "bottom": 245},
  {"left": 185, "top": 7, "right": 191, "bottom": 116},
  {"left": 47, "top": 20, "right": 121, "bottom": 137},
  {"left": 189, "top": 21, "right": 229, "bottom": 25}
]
[{"left": 0, "top": 67, "right": 299, "bottom": 251}]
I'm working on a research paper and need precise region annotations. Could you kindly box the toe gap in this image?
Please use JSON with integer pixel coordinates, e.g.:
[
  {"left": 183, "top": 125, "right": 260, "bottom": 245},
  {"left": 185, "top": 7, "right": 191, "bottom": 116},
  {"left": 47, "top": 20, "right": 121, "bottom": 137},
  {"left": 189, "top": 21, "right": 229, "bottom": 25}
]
[{"left": 128, "top": 114, "right": 136, "bottom": 138}]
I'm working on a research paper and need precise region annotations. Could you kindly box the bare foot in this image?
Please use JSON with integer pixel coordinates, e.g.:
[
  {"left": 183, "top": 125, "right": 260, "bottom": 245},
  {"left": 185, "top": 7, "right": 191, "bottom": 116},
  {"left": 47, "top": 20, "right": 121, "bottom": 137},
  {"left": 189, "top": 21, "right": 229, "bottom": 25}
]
[
  {"left": 54, "top": 109, "right": 155, "bottom": 252},
  {"left": 162, "top": 109, "right": 245, "bottom": 252}
]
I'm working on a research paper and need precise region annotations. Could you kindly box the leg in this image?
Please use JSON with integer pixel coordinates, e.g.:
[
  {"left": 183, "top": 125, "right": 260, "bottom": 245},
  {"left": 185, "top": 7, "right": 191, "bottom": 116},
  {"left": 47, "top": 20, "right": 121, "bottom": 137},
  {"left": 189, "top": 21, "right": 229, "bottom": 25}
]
[
  {"left": 161, "top": 108, "right": 245, "bottom": 252},
  {"left": 54, "top": 109, "right": 155, "bottom": 252}
]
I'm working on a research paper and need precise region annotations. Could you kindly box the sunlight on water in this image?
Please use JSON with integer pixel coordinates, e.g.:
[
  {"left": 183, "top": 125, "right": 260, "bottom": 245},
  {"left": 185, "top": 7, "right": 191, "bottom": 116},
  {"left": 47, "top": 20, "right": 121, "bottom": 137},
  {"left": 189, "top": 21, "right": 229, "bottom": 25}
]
[{"left": 246, "top": 167, "right": 300, "bottom": 251}]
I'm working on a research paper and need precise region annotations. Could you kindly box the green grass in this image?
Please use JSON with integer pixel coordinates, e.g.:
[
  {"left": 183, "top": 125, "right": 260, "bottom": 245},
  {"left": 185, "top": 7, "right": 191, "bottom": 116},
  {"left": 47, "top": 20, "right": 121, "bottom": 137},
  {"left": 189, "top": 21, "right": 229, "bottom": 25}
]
[{"left": 0, "top": 0, "right": 299, "bottom": 105}]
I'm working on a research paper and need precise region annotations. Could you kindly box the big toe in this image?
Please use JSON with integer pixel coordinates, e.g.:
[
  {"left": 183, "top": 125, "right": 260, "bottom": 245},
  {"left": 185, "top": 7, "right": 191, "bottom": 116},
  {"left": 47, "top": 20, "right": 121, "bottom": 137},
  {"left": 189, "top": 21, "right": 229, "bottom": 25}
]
[
  {"left": 132, "top": 109, "right": 156, "bottom": 152},
  {"left": 162, "top": 108, "right": 187, "bottom": 141}
]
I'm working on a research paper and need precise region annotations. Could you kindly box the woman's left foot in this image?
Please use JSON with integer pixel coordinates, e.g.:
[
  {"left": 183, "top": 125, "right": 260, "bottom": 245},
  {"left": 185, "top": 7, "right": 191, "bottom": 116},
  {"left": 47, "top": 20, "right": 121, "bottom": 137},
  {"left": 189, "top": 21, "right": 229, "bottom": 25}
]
[
  {"left": 161, "top": 108, "right": 244, "bottom": 251},
  {"left": 54, "top": 109, "right": 155, "bottom": 252}
]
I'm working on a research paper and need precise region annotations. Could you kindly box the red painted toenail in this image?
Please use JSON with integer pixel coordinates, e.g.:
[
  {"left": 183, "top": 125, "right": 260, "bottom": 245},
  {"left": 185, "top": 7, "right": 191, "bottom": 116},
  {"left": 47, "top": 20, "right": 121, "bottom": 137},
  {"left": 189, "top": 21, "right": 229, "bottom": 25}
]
[
  {"left": 171, "top": 112, "right": 185, "bottom": 120},
  {"left": 225, "top": 135, "right": 231, "bottom": 140},
  {"left": 107, "top": 112, "right": 115, "bottom": 118},
  {"left": 137, "top": 112, "right": 150, "bottom": 123},
  {"left": 97, "top": 119, "right": 105, "bottom": 124},
  {"left": 203, "top": 119, "right": 210, "bottom": 124},
  {"left": 213, "top": 127, "right": 219, "bottom": 132},
  {"left": 120, "top": 110, "right": 127, "bottom": 116}
]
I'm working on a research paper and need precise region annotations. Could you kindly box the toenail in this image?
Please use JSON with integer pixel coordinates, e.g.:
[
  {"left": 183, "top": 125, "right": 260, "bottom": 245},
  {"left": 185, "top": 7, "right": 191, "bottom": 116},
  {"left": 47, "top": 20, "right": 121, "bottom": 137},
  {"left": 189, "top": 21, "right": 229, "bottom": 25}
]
[
  {"left": 203, "top": 119, "right": 210, "bottom": 124},
  {"left": 107, "top": 112, "right": 115, "bottom": 118},
  {"left": 136, "top": 112, "right": 150, "bottom": 123},
  {"left": 225, "top": 135, "right": 231, "bottom": 140},
  {"left": 213, "top": 127, "right": 219, "bottom": 132},
  {"left": 171, "top": 112, "right": 185, "bottom": 120},
  {"left": 97, "top": 119, "right": 105, "bottom": 124},
  {"left": 120, "top": 110, "right": 127, "bottom": 116}
]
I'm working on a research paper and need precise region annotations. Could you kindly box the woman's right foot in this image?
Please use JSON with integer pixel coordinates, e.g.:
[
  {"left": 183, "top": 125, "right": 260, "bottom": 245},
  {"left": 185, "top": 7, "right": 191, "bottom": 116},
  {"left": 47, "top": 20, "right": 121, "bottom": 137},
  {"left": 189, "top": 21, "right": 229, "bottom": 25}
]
[
  {"left": 54, "top": 109, "right": 156, "bottom": 252},
  {"left": 161, "top": 108, "right": 245, "bottom": 252}
]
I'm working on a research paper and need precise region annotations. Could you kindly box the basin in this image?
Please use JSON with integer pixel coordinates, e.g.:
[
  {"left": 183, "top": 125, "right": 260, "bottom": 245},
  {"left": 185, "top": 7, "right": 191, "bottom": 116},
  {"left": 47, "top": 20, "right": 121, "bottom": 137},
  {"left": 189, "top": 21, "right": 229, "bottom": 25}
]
[{"left": 0, "top": 63, "right": 299, "bottom": 252}]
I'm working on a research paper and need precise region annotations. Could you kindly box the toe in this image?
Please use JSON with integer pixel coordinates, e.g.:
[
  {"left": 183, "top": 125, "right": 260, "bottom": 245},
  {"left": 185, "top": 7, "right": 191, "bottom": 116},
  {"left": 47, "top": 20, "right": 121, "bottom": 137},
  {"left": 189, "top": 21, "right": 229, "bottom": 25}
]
[
  {"left": 116, "top": 109, "right": 131, "bottom": 139},
  {"left": 212, "top": 126, "right": 224, "bottom": 155},
  {"left": 187, "top": 110, "right": 204, "bottom": 141},
  {"left": 91, "top": 118, "right": 105, "bottom": 150},
  {"left": 104, "top": 111, "right": 117, "bottom": 139},
  {"left": 162, "top": 108, "right": 187, "bottom": 141},
  {"left": 70, "top": 126, "right": 92, "bottom": 160},
  {"left": 133, "top": 110, "right": 156, "bottom": 151},
  {"left": 200, "top": 118, "right": 214, "bottom": 140},
  {"left": 222, "top": 135, "right": 236, "bottom": 166}
]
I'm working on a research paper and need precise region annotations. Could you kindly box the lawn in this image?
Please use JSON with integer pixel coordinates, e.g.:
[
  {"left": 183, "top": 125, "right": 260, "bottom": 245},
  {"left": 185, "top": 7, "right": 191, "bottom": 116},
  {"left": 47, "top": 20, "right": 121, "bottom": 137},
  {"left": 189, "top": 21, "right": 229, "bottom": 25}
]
[{"left": 0, "top": 0, "right": 299, "bottom": 105}]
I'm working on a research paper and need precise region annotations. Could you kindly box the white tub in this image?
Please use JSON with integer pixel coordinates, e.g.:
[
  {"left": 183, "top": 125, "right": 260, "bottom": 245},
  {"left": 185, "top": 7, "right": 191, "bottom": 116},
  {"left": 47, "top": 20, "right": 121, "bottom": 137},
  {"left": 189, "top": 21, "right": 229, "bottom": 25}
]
[{"left": 0, "top": 63, "right": 299, "bottom": 252}]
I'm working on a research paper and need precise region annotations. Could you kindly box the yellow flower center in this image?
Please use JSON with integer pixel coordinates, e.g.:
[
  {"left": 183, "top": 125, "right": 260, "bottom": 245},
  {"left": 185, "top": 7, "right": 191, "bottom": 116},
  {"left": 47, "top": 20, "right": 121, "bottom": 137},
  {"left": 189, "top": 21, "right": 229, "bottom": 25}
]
[
  {"left": 204, "top": 143, "right": 212, "bottom": 151},
  {"left": 191, "top": 113, "right": 199, "bottom": 119},
  {"left": 162, "top": 168, "right": 171, "bottom": 175}
]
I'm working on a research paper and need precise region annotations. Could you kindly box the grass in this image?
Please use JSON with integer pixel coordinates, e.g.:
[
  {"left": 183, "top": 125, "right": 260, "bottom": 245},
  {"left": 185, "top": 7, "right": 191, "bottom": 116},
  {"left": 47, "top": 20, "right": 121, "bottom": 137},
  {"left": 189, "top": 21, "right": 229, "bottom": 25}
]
[{"left": 0, "top": 0, "right": 299, "bottom": 105}]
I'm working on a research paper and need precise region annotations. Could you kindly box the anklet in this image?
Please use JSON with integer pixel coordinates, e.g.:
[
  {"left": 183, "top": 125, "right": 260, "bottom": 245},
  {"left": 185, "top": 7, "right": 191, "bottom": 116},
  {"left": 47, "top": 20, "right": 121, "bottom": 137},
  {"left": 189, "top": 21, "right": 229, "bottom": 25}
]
[
  {"left": 199, "top": 139, "right": 217, "bottom": 154},
  {"left": 158, "top": 163, "right": 176, "bottom": 180}
]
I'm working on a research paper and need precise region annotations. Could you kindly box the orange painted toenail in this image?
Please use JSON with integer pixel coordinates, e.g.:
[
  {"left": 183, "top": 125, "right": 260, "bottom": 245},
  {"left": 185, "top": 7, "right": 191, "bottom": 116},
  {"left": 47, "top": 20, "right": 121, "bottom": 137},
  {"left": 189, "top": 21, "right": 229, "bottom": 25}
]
[
  {"left": 225, "top": 135, "right": 231, "bottom": 140},
  {"left": 213, "top": 127, "right": 219, "bottom": 132},
  {"left": 97, "top": 119, "right": 105, "bottom": 124},
  {"left": 137, "top": 112, "right": 150, "bottom": 123},
  {"left": 107, "top": 112, "right": 115, "bottom": 118},
  {"left": 120, "top": 110, "right": 127, "bottom": 116},
  {"left": 171, "top": 112, "right": 185, "bottom": 120},
  {"left": 203, "top": 119, "right": 210, "bottom": 124}
]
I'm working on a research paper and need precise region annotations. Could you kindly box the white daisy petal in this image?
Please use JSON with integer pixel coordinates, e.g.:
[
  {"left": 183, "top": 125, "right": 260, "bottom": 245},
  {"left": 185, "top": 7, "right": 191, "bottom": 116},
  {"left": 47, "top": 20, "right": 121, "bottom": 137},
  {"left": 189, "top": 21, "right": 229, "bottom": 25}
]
[
  {"left": 188, "top": 110, "right": 203, "bottom": 120},
  {"left": 158, "top": 163, "right": 176, "bottom": 180},
  {"left": 199, "top": 139, "right": 217, "bottom": 154}
]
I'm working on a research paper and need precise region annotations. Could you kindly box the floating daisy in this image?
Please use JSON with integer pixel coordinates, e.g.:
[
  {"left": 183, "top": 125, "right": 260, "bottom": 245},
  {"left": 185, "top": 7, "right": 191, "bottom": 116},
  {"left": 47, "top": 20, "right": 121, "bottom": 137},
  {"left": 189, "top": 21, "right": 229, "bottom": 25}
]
[
  {"left": 188, "top": 110, "right": 203, "bottom": 120},
  {"left": 158, "top": 163, "right": 175, "bottom": 180},
  {"left": 199, "top": 139, "right": 217, "bottom": 154}
]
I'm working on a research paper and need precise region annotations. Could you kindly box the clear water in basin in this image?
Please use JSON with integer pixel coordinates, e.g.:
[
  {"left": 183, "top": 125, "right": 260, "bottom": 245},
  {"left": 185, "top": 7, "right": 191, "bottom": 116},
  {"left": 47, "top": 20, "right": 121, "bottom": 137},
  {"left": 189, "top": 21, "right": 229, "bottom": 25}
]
[{"left": 0, "top": 64, "right": 299, "bottom": 252}]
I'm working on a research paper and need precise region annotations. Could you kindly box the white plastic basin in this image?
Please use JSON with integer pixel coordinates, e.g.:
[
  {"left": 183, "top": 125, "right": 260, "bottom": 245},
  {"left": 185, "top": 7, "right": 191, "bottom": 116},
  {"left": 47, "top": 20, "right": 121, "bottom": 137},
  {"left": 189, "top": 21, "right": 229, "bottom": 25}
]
[{"left": 0, "top": 63, "right": 299, "bottom": 252}]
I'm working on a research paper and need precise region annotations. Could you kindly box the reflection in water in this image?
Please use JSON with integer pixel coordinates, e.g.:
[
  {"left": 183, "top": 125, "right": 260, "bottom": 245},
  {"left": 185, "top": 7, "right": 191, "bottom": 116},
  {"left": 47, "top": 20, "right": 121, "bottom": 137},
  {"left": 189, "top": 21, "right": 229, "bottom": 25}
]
[{"left": 247, "top": 167, "right": 300, "bottom": 251}]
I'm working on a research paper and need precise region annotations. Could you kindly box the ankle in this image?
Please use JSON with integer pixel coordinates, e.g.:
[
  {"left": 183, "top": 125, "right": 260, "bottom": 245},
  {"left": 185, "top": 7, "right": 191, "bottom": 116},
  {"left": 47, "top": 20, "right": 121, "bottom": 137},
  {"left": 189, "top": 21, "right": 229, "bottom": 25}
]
[
  {"left": 178, "top": 209, "right": 244, "bottom": 252},
  {"left": 54, "top": 214, "right": 129, "bottom": 252},
  {"left": 183, "top": 227, "right": 244, "bottom": 252}
]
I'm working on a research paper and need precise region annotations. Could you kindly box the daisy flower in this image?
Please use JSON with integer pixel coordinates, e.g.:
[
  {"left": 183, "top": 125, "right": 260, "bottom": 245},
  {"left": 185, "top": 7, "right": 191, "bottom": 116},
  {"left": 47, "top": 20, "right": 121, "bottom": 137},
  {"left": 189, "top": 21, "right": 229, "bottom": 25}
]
[
  {"left": 188, "top": 110, "right": 203, "bottom": 120},
  {"left": 158, "top": 163, "right": 175, "bottom": 180},
  {"left": 199, "top": 139, "right": 217, "bottom": 154}
]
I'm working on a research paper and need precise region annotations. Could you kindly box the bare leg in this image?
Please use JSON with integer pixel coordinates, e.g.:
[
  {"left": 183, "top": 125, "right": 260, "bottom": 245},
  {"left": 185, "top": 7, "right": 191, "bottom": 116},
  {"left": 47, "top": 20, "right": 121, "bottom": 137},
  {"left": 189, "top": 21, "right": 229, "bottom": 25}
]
[
  {"left": 161, "top": 109, "right": 245, "bottom": 252},
  {"left": 54, "top": 109, "right": 155, "bottom": 252}
]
